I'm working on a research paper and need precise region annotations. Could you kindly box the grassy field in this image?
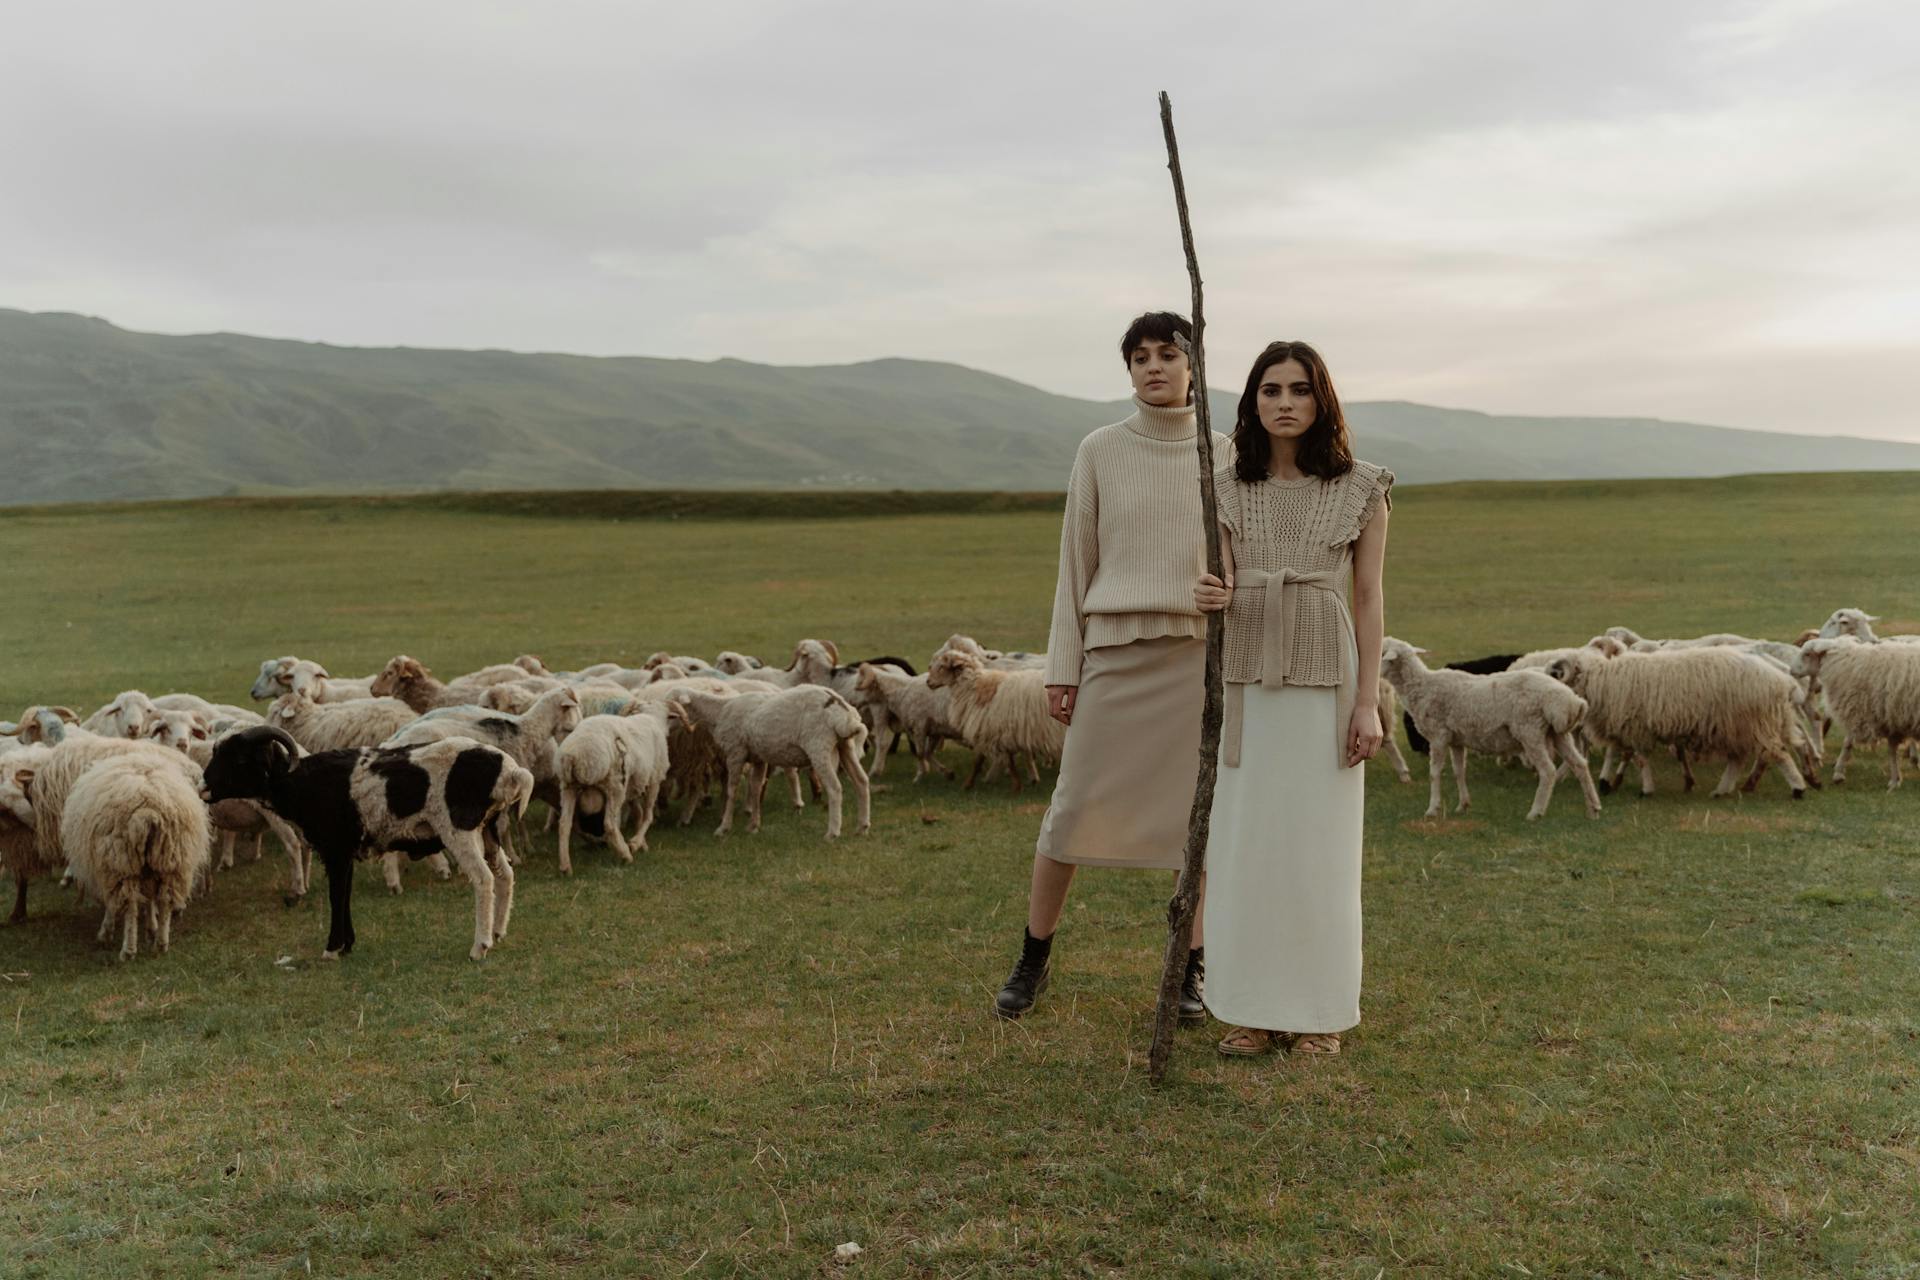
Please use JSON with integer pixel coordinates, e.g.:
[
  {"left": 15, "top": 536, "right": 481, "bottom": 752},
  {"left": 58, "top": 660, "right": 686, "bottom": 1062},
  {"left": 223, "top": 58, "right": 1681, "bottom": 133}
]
[{"left": 2, "top": 472, "right": 1918, "bottom": 1278}]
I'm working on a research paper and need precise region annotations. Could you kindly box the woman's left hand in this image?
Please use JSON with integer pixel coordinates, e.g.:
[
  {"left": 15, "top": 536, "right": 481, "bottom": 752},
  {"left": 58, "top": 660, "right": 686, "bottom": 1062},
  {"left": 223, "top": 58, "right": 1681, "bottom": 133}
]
[{"left": 1346, "top": 702, "right": 1383, "bottom": 769}]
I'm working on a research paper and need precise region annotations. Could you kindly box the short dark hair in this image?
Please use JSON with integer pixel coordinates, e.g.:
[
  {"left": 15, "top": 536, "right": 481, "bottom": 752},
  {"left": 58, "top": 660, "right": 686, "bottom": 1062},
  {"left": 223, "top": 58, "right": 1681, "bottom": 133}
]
[
  {"left": 1117, "top": 311, "right": 1192, "bottom": 364},
  {"left": 1233, "top": 340, "right": 1354, "bottom": 483}
]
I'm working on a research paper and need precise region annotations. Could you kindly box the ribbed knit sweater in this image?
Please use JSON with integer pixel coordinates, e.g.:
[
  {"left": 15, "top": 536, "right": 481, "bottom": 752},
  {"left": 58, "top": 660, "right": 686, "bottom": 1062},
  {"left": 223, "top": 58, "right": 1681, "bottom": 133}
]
[{"left": 1043, "top": 397, "right": 1231, "bottom": 686}]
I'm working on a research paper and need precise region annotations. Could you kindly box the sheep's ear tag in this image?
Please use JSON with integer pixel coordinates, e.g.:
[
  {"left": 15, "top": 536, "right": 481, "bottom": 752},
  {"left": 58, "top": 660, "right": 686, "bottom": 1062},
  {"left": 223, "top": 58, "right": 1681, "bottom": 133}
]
[{"left": 12, "top": 767, "right": 34, "bottom": 788}]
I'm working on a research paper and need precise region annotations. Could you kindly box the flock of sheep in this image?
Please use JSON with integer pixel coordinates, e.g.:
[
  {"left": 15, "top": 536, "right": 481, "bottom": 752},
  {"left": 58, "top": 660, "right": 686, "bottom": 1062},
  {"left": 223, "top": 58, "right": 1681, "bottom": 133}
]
[
  {"left": 0, "top": 634, "right": 1055, "bottom": 961},
  {"left": 2, "top": 606, "right": 1913, "bottom": 964},
  {"left": 1373, "top": 606, "right": 1920, "bottom": 821}
]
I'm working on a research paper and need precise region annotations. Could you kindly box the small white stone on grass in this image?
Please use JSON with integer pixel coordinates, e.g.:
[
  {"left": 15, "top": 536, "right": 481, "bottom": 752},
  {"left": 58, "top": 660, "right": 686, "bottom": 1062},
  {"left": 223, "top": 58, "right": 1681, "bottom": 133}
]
[{"left": 833, "top": 1241, "right": 863, "bottom": 1263}]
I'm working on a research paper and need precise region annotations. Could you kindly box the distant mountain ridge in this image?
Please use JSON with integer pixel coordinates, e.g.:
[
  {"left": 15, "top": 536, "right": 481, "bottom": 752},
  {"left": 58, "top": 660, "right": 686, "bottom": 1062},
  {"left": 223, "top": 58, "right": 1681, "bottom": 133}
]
[{"left": 4, "top": 308, "right": 1917, "bottom": 505}]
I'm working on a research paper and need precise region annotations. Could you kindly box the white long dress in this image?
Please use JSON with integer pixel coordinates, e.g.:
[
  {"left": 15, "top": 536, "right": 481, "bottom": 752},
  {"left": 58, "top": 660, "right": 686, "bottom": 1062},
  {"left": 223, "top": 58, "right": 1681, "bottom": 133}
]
[{"left": 1202, "top": 629, "right": 1364, "bottom": 1033}]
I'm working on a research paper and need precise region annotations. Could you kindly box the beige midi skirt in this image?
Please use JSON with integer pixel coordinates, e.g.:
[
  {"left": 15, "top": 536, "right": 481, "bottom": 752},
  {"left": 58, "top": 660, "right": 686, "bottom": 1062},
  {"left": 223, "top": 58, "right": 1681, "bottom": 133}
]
[{"left": 1034, "top": 635, "right": 1205, "bottom": 870}]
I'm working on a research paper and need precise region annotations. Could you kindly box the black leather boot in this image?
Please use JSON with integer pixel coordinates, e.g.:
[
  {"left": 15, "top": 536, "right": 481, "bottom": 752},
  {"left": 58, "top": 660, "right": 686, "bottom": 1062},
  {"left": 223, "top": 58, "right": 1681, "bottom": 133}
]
[
  {"left": 994, "top": 928, "right": 1053, "bottom": 1019},
  {"left": 1178, "top": 947, "right": 1207, "bottom": 1025}
]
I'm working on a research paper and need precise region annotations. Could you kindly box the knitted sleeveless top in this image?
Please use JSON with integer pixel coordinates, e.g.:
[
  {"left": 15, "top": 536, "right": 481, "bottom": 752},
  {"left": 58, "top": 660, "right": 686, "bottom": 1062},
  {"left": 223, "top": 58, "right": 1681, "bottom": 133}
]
[{"left": 1214, "top": 459, "right": 1393, "bottom": 687}]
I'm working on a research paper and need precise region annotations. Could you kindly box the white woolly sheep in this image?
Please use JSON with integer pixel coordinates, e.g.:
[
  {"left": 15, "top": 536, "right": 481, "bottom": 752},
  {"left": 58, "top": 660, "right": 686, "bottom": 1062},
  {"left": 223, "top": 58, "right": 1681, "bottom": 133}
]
[
  {"left": 667, "top": 686, "right": 871, "bottom": 840},
  {"left": 6, "top": 734, "right": 202, "bottom": 923},
  {"left": 80, "top": 690, "right": 157, "bottom": 739},
  {"left": 554, "top": 703, "right": 687, "bottom": 872},
  {"left": 1798, "top": 638, "right": 1920, "bottom": 788},
  {"left": 1545, "top": 646, "right": 1810, "bottom": 799},
  {"left": 1379, "top": 638, "right": 1601, "bottom": 820},
  {"left": 251, "top": 656, "right": 377, "bottom": 703},
  {"left": 854, "top": 663, "right": 962, "bottom": 781},
  {"left": 58, "top": 756, "right": 212, "bottom": 959},
  {"left": 268, "top": 688, "right": 417, "bottom": 753},
  {"left": 924, "top": 649, "right": 1064, "bottom": 793}
]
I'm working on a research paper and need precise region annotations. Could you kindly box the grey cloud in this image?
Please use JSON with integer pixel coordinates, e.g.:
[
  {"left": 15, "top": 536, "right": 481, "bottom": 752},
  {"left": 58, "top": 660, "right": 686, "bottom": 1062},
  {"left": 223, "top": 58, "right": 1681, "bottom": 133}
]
[{"left": 2, "top": 0, "right": 1915, "bottom": 439}]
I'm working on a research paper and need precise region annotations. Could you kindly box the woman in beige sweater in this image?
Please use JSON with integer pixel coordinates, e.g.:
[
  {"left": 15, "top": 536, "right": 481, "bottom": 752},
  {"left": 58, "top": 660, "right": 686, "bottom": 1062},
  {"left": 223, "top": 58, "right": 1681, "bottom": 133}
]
[
  {"left": 994, "top": 311, "right": 1229, "bottom": 1021},
  {"left": 1194, "top": 340, "right": 1391, "bottom": 1058}
]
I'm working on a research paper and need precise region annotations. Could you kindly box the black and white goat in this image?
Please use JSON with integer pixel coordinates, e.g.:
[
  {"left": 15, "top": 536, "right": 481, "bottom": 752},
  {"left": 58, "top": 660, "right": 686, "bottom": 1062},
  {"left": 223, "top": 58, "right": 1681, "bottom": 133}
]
[{"left": 199, "top": 726, "right": 532, "bottom": 961}]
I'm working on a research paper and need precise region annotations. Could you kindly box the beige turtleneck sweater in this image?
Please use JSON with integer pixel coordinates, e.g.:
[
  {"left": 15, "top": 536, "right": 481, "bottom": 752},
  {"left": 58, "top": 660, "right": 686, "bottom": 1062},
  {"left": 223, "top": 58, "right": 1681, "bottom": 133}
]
[{"left": 1043, "top": 397, "right": 1231, "bottom": 685}]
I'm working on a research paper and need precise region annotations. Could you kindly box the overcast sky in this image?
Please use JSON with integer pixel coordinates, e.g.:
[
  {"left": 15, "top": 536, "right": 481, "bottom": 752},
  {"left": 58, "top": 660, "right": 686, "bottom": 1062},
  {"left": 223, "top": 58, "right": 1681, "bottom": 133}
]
[{"left": 5, "top": 0, "right": 1917, "bottom": 439}]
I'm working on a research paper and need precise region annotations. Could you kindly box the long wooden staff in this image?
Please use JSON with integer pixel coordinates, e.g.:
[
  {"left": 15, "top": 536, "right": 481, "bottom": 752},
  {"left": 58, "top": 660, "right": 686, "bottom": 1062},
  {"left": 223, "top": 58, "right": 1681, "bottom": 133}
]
[{"left": 1148, "top": 90, "right": 1227, "bottom": 1084}]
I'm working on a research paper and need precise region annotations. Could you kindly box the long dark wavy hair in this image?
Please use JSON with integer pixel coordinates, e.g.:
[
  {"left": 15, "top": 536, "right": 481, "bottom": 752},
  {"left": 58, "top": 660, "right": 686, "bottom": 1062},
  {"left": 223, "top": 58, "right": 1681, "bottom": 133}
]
[{"left": 1232, "top": 340, "right": 1354, "bottom": 483}]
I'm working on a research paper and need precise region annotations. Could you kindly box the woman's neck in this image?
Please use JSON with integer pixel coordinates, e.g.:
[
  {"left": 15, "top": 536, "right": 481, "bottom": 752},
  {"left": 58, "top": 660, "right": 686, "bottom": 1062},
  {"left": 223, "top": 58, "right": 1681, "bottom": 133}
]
[
  {"left": 1127, "top": 395, "right": 1196, "bottom": 441},
  {"left": 1266, "top": 437, "right": 1305, "bottom": 481}
]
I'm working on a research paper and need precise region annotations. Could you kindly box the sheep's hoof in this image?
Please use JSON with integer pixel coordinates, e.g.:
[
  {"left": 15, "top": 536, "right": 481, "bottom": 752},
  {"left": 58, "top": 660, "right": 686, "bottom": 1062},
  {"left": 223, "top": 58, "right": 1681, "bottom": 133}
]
[
  {"left": 469, "top": 943, "right": 490, "bottom": 962},
  {"left": 1423, "top": 807, "right": 1442, "bottom": 819},
  {"left": 1395, "top": 773, "right": 1412, "bottom": 784},
  {"left": 1596, "top": 779, "right": 1613, "bottom": 796},
  {"left": 1586, "top": 806, "right": 1602, "bottom": 819},
  {"left": 1792, "top": 788, "right": 1806, "bottom": 801},
  {"left": 435, "top": 869, "right": 453, "bottom": 881},
  {"left": 1525, "top": 811, "right": 1542, "bottom": 821},
  {"left": 386, "top": 884, "right": 402, "bottom": 896},
  {"left": 282, "top": 892, "right": 303, "bottom": 909}
]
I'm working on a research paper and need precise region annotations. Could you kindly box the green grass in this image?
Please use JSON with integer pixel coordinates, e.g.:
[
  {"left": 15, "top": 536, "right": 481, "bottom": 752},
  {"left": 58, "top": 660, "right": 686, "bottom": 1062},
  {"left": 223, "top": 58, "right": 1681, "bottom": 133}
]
[{"left": 2, "top": 471, "right": 1918, "bottom": 1278}]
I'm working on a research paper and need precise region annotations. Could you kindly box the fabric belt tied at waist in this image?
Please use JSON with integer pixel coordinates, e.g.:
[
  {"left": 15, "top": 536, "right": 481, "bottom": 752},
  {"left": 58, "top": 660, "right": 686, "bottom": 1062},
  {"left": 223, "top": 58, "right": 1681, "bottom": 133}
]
[{"left": 1221, "top": 567, "right": 1356, "bottom": 769}]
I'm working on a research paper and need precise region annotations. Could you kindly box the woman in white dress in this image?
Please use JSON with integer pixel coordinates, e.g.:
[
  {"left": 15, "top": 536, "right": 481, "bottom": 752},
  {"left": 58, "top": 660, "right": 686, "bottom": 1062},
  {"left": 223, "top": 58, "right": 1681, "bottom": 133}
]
[{"left": 1193, "top": 340, "right": 1392, "bottom": 1057}]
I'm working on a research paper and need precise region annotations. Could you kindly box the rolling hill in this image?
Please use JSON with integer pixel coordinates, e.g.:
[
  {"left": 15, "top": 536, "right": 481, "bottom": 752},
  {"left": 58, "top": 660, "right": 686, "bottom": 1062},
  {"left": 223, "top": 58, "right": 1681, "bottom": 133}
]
[{"left": 4, "top": 307, "right": 1916, "bottom": 505}]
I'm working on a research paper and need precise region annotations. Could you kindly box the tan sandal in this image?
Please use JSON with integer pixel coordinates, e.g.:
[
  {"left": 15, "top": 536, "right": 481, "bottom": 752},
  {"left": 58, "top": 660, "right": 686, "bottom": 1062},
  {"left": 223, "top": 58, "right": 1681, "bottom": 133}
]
[
  {"left": 1216, "top": 1026, "right": 1278, "bottom": 1057},
  {"left": 1290, "top": 1032, "right": 1342, "bottom": 1056}
]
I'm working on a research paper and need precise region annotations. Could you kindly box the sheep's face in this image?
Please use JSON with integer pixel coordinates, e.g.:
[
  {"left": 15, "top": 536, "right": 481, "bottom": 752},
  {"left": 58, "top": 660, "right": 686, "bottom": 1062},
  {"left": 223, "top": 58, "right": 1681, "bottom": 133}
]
[
  {"left": 370, "top": 657, "right": 424, "bottom": 697},
  {"left": 201, "top": 727, "right": 296, "bottom": 803},
  {"left": 147, "top": 711, "right": 210, "bottom": 754},
  {"left": 288, "top": 661, "right": 331, "bottom": 698},
  {"left": 102, "top": 691, "right": 155, "bottom": 739},
  {"left": 251, "top": 658, "right": 296, "bottom": 701},
  {"left": 513, "top": 654, "right": 548, "bottom": 675},
  {"left": 1377, "top": 638, "right": 1425, "bottom": 673},
  {"left": 0, "top": 766, "right": 36, "bottom": 828},
  {"left": 15, "top": 707, "right": 77, "bottom": 746},
  {"left": 926, "top": 651, "right": 978, "bottom": 690},
  {"left": 1819, "top": 608, "right": 1879, "bottom": 640},
  {"left": 790, "top": 640, "right": 836, "bottom": 680},
  {"left": 644, "top": 652, "right": 675, "bottom": 670}
]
